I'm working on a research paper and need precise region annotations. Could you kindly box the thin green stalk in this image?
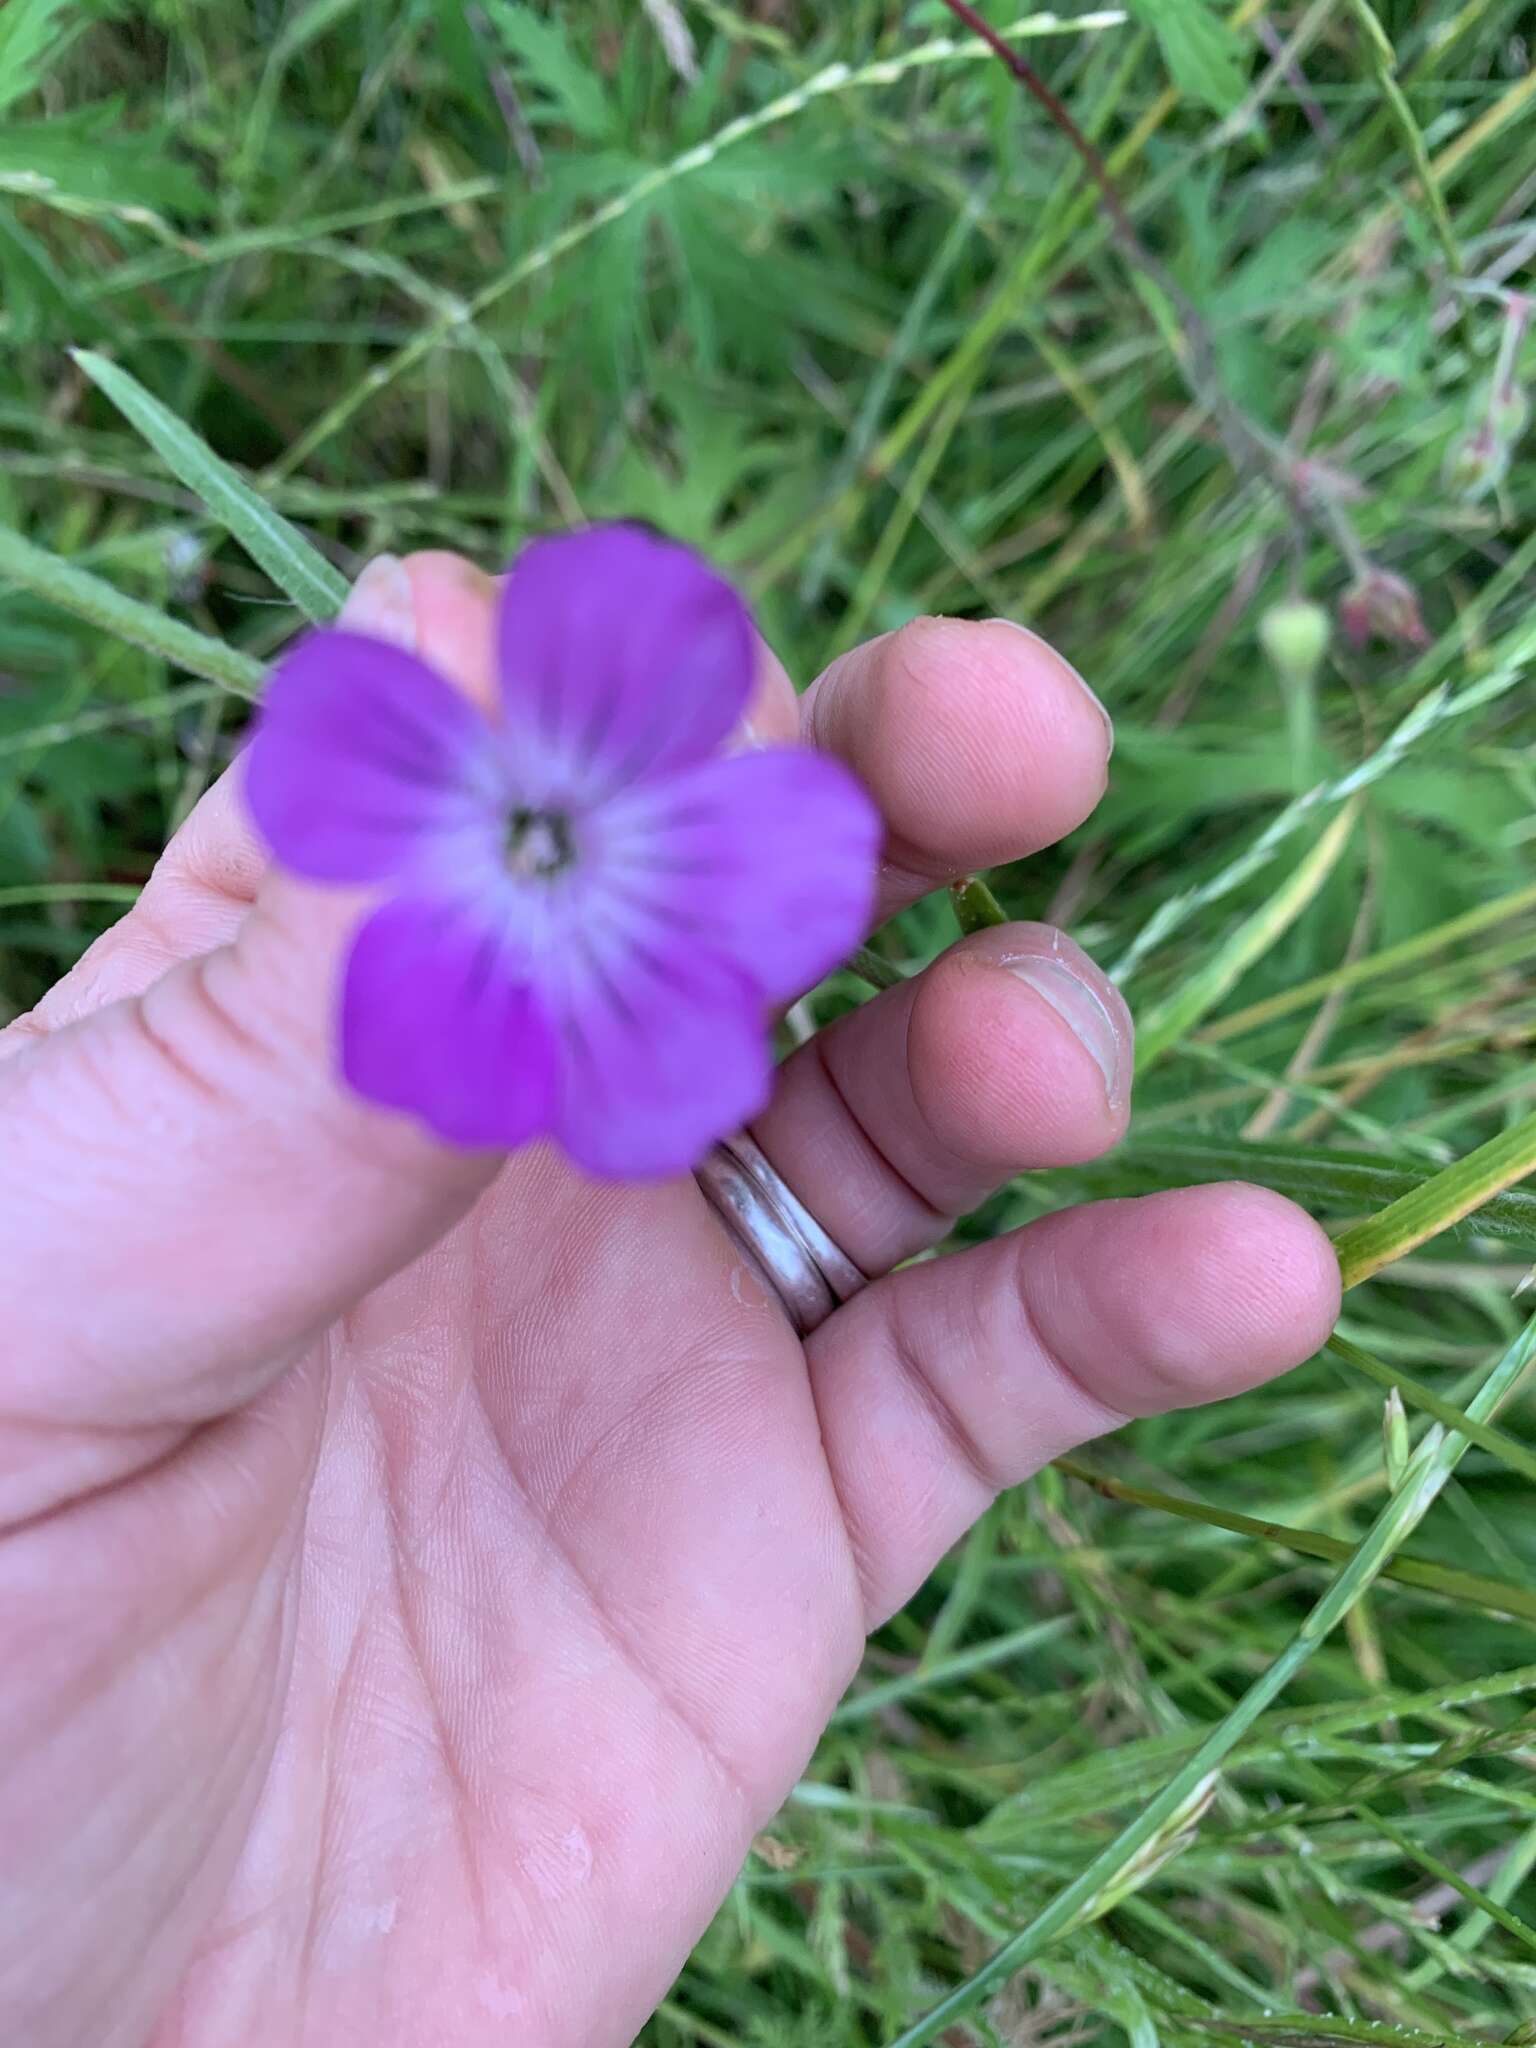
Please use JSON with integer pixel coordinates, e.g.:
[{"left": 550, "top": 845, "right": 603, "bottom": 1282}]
[
  {"left": 0, "top": 686, "right": 221, "bottom": 757},
  {"left": 1055, "top": 1455, "right": 1536, "bottom": 1625},
  {"left": 1360, "top": 1804, "right": 1536, "bottom": 1959},
  {"left": 830, "top": 383, "right": 972, "bottom": 657},
  {"left": 888, "top": 1313, "right": 1536, "bottom": 2046},
  {"left": 87, "top": 181, "right": 503, "bottom": 300},
  {"left": 849, "top": 945, "right": 905, "bottom": 993},
  {"left": 0, "top": 524, "right": 262, "bottom": 697},
  {"left": 1202, "top": 878, "right": 1536, "bottom": 1043},
  {"left": 1135, "top": 802, "right": 1359, "bottom": 1072},
  {"left": 1056, "top": 1134, "right": 1536, "bottom": 1249},
  {"left": 1327, "top": 1334, "right": 1536, "bottom": 1486},
  {"left": 831, "top": 1617, "right": 1072, "bottom": 1726},
  {"left": 1407, "top": 1818, "right": 1536, "bottom": 1989},
  {"left": 799, "top": 184, "right": 990, "bottom": 609},
  {"left": 1342, "top": 0, "right": 1464, "bottom": 287}
]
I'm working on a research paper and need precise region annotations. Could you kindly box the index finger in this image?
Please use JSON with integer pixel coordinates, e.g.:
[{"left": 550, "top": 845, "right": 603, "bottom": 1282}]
[{"left": 801, "top": 616, "right": 1113, "bottom": 927}]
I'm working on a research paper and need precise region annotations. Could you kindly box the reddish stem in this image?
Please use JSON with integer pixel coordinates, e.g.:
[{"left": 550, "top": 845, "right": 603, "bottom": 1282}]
[
  {"left": 934, "top": 0, "right": 1373, "bottom": 575},
  {"left": 936, "top": 0, "right": 1141, "bottom": 251}
]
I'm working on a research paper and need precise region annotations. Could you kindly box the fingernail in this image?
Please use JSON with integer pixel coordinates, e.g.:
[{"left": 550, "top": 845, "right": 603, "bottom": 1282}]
[
  {"left": 340, "top": 554, "right": 416, "bottom": 650},
  {"left": 1000, "top": 619, "right": 1114, "bottom": 758},
  {"left": 1008, "top": 952, "right": 1127, "bottom": 1111}
]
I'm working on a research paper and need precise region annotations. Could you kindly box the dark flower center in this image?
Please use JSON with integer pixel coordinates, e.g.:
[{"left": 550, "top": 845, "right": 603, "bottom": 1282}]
[{"left": 505, "top": 805, "right": 575, "bottom": 881}]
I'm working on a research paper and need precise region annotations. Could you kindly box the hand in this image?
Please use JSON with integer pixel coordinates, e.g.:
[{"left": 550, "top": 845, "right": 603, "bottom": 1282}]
[{"left": 0, "top": 553, "right": 1340, "bottom": 2048}]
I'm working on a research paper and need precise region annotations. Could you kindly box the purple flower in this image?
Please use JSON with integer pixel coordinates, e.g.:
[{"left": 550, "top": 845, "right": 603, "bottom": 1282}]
[{"left": 244, "top": 525, "right": 880, "bottom": 1178}]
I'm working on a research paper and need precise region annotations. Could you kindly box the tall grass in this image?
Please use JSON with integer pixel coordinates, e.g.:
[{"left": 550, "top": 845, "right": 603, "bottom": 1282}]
[{"left": 1, "top": 3, "right": 1533, "bottom": 2040}]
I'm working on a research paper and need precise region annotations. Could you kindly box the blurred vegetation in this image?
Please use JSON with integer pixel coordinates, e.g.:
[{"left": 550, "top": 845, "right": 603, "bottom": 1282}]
[{"left": 2, "top": 2, "right": 1535, "bottom": 2042}]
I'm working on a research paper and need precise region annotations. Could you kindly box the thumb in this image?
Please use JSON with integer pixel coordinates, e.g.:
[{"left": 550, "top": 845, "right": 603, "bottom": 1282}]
[{"left": 0, "top": 555, "right": 509, "bottom": 1502}]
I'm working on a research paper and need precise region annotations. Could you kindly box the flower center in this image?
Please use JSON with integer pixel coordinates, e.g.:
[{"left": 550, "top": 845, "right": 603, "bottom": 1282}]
[{"left": 504, "top": 805, "right": 575, "bottom": 881}]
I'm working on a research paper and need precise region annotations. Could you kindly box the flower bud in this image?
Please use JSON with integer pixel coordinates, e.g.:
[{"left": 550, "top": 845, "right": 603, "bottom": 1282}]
[
  {"left": 1065, "top": 1771, "right": 1221, "bottom": 1929},
  {"left": 1339, "top": 568, "right": 1430, "bottom": 650},
  {"left": 1383, "top": 1386, "right": 1409, "bottom": 1488},
  {"left": 1259, "top": 597, "right": 1330, "bottom": 689}
]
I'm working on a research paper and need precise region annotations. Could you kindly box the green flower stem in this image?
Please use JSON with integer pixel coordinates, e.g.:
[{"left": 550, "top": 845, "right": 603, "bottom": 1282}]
[
  {"left": 831, "top": 1616, "right": 1073, "bottom": 1726},
  {"left": 849, "top": 945, "right": 905, "bottom": 993},
  {"left": 1334, "top": 1107, "right": 1536, "bottom": 1289},
  {"left": 949, "top": 875, "right": 1009, "bottom": 935},
  {"left": 891, "top": 1311, "right": 1536, "bottom": 2047},
  {"left": 0, "top": 523, "right": 262, "bottom": 697}
]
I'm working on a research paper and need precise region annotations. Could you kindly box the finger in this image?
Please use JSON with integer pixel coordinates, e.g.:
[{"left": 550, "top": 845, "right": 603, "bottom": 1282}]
[
  {"left": 753, "top": 922, "right": 1132, "bottom": 1276},
  {"left": 802, "top": 616, "right": 1113, "bottom": 925},
  {"left": 808, "top": 1183, "right": 1342, "bottom": 1624},
  {"left": 0, "top": 554, "right": 509, "bottom": 1518}
]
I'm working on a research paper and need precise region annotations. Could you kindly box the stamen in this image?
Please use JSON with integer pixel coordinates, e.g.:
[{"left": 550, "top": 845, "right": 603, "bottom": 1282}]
[{"left": 505, "top": 806, "right": 576, "bottom": 880}]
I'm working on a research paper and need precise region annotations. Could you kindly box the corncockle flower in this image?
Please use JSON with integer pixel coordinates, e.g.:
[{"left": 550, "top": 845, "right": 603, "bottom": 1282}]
[{"left": 245, "top": 525, "right": 880, "bottom": 1178}]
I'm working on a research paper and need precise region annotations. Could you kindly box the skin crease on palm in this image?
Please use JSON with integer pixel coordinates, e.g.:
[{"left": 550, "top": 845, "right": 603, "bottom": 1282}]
[{"left": 0, "top": 552, "right": 1342, "bottom": 2048}]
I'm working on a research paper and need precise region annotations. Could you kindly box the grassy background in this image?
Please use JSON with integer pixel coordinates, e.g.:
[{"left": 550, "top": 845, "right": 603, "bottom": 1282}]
[{"left": 3, "top": 1, "right": 1536, "bottom": 2041}]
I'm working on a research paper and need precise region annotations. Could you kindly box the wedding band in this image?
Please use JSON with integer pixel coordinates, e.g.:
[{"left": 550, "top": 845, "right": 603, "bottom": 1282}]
[{"left": 693, "top": 1131, "right": 869, "bottom": 1337}]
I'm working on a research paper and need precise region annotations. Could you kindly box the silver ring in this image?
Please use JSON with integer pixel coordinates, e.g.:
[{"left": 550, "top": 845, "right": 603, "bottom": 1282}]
[{"left": 693, "top": 1130, "right": 869, "bottom": 1337}]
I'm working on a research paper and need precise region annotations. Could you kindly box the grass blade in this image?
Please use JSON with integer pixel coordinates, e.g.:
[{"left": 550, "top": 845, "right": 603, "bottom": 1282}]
[
  {"left": 888, "top": 1313, "right": 1536, "bottom": 2046},
  {"left": 1200, "top": 878, "right": 1536, "bottom": 1044},
  {"left": 0, "top": 523, "right": 262, "bottom": 696},
  {"left": 72, "top": 349, "right": 348, "bottom": 622},
  {"left": 1359, "top": 1804, "right": 1536, "bottom": 1960},
  {"left": 1135, "top": 800, "right": 1359, "bottom": 1072},
  {"left": 1065, "top": 1134, "right": 1536, "bottom": 1249}
]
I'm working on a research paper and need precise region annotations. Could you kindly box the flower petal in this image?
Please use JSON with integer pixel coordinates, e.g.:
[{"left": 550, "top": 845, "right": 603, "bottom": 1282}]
[
  {"left": 246, "top": 629, "right": 503, "bottom": 884},
  {"left": 549, "top": 942, "right": 772, "bottom": 1181},
  {"left": 341, "top": 892, "right": 555, "bottom": 1150},
  {"left": 593, "top": 747, "right": 882, "bottom": 1004},
  {"left": 495, "top": 525, "right": 756, "bottom": 802}
]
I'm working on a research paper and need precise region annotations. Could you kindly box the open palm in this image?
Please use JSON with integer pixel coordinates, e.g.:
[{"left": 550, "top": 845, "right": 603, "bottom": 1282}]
[{"left": 0, "top": 553, "right": 1339, "bottom": 2048}]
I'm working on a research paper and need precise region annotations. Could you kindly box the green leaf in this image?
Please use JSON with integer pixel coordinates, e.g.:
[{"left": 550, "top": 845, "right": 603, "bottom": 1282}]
[
  {"left": 72, "top": 351, "right": 348, "bottom": 623},
  {"left": 0, "top": 0, "right": 81, "bottom": 119},
  {"left": 1045, "top": 1134, "right": 1536, "bottom": 1249},
  {"left": 0, "top": 200, "right": 89, "bottom": 342},
  {"left": 489, "top": 3, "right": 616, "bottom": 141},
  {"left": 0, "top": 107, "right": 207, "bottom": 214},
  {"left": 1126, "top": 0, "right": 1248, "bottom": 115}
]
